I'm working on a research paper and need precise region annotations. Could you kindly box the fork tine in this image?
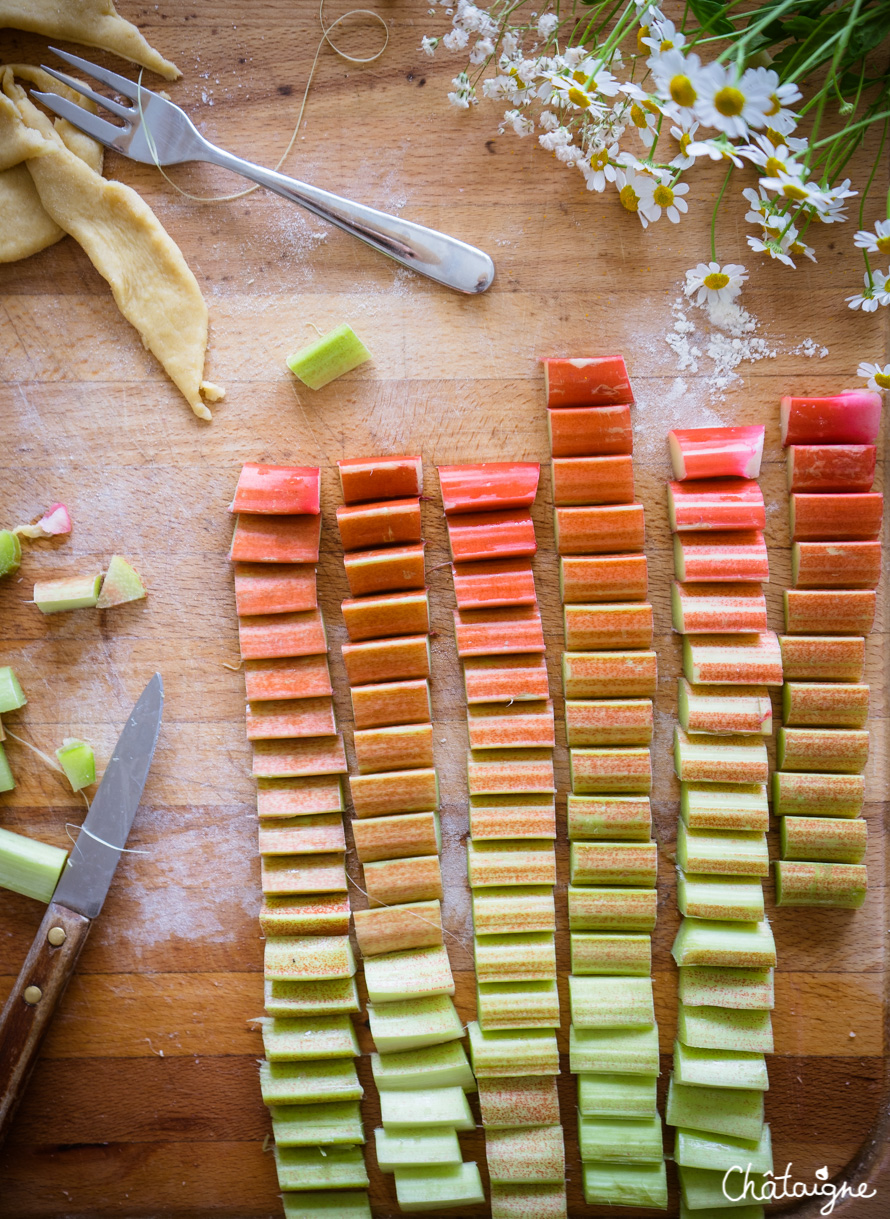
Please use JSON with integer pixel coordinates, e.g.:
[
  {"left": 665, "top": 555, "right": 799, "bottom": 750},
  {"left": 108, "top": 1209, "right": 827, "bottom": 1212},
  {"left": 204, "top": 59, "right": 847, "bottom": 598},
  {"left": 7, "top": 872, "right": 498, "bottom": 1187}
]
[
  {"left": 30, "top": 90, "right": 129, "bottom": 149},
  {"left": 39, "top": 65, "right": 133, "bottom": 120},
  {"left": 48, "top": 46, "right": 145, "bottom": 103}
]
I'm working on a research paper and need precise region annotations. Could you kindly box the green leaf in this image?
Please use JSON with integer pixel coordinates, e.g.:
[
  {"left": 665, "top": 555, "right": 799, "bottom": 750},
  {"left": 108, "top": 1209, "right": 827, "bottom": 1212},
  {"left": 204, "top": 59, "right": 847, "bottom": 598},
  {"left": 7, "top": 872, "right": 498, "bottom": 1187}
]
[{"left": 688, "top": 0, "right": 735, "bottom": 38}]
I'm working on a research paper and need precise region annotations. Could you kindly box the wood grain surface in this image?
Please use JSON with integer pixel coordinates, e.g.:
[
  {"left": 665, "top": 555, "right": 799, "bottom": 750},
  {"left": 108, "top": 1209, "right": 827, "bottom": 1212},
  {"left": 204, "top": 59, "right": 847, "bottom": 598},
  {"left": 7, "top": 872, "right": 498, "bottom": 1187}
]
[{"left": 0, "top": 2, "right": 887, "bottom": 1215}]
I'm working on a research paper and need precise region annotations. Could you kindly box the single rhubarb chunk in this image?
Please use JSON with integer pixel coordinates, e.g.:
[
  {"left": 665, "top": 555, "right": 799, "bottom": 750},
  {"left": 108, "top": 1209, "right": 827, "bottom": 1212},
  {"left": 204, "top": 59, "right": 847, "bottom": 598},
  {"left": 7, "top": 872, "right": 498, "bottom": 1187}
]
[
  {"left": 0, "top": 530, "right": 22, "bottom": 578},
  {"left": 13, "top": 503, "right": 72, "bottom": 539},
  {"left": 668, "top": 479, "right": 765, "bottom": 532},
  {"left": 363, "top": 854, "right": 443, "bottom": 906},
  {"left": 563, "top": 650, "right": 658, "bottom": 698},
  {"left": 472, "top": 886, "right": 556, "bottom": 935},
  {"left": 554, "top": 504, "right": 645, "bottom": 555},
  {"left": 351, "top": 678, "right": 431, "bottom": 729},
  {"left": 454, "top": 606, "right": 545, "bottom": 656},
  {"left": 679, "top": 1167, "right": 766, "bottom": 1213},
  {"left": 568, "top": 886, "right": 657, "bottom": 933},
  {"left": 771, "top": 771, "right": 864, "bottom": 818},
  {"left": 230, "top": 513, "right": 320, "bottom": 564},
  {"left": 95, "top": 556, "right": 146, "bottom": 609},
  {"left": 667, "top": 1077, "right": 763, "bottom": 1143},
  {"left": 275, "top": 1148, "right": 368, "bottom": 1193},
  {"left": 672, "top": 581, "right": 768, "bottom": 635},
  {"left": 782, "top": 681, "right": 869, "bottom": 728},
  {"left": 781, "top": 815, "right": 866, "bottom": 864},
  {"left": 792, "top": 540, "right": 881, "bottom": 590},
  {"left": 234, "top": 564, "right": 316, "bottom": 616},
  {"left": 337, "top": 498, "right": 422, "bottom": 551},
  {"left": 779, "top": 634, "right": 864, "bottom": 682},
  {"left": 570, "top": 1026, "right": 659, "bottom": 1076},
  {"left": 367, "top": 995, "right": 463, "bottom": 1052},
  {"left": 677, "top": 824, "right": 769, "bottom": 878},
  {"left": 394, "top": 1163, "right": 485, "bottom": 1213},
  {"left": 468, "top": 839, "right": 556, "bottom": 887},
  {"left": 551, "top": 455, "right": 634, "bottom": 505},
  {"left": 446, "top": 509, "right": 537, "bottom": 562},
  {"left": 468, "top": 1022, "right": 559, "bottom": 1076},
  {"left": 674, "top": 530, "right": 769, "bottom": 583},
  {"left": 342, "top": 634, "right": 431, "bottom": 685},
  {"left": 261, "top": 853, "right": 347, "bottom": 895},
  {"left": 571, "top": 932, "right": 651, "bottom": 976},
  {"left": 350, "top": 768, "right": 439, "bottom": 818},
  {"left": 287, "top": 322, "right": 371, "bottom": 389},
  {"left": 54, "top": 739, "right": 95, "bottom": 791},
  {"left": 543, "top": 354, "right": 633, "bottom": 406},
  {"left": 475, "top": 932, "right": 556, "bottom": 983},
  {"left": 343, "top": 543, "right": 426, "bottom": 597},
  {"left": 677, "top": 873, "right": 765, "bottom": 923},
  {"left": 372, "top": 1041, "right": 475, "bottom": 1092},
  {"left": 790, "top": 491, "right": 883, "bottom": 541},
  {"left": 781, "top": 390, "right": 882, "bottom": 445},
  {"left": 231, "top": 464, "right": 320, "bottom": 515},
  {"left": 256, "top": 775, "right": 342, "bottom": 818},
  {"left": 675, "top": 1124, "right": 773, "bottom": 1175},
  {"left": 253, "top": 736, "right": 346, "bottom": 779},
  {"left": 468, "top": 749, "right": 555, "bottom": 796},
  {"left": 353, "top": 811, "right": 440, "bottom": 863},
  {"left": 679, "top": 680, "right": 771, "bottom": 736},
  {"left": 245, "top": 656, "right": 332, "bottom": 703},
  {"left": 579, "top": 1074, "right": 657, "bottom": 1127},
  {"left": 438, "top": 462, "right": 540, "bottom": 514},
  {"left": 560, "top": 554, "right": 648, "bottom": 603},
  {"left": 238, "top": 609, "right": 327, "bottom": 661},
  {"left": 354, "top": 900, "right": 443, "bottom": 957},
  {"left": 570, "top": 841, "right": 657, "bottom": 887},
  {"left": 467, "top": 701, "right": 555, "bottom": 750},
  {"left": 262, "top": 1014, "right": 358, "bottom": 1061},
  {"left": 271, "top": 1100, "right": 364, "bottom": 1146},
  {"left": 669, "top": 426, "right": 764, "bottom": 480},
  {"left": 564, "top": 602, "right": 653, "bottom": 650},
  {"left": 338, "top": 454, "right": 423, "bottom": 504},
  {"left": 0, "top": 668, "right": 26, "bottom": 713},
  {"left": 375, "top": 1126, "right": 461, "bottom": 1171},
  {"left": 364, "top": 944, "right": 454, "bottom": 1003},
  {"left": 486, "top": 1125, "right": 566, "bottom": 1183},
  {"left": 353, "top": 722, "right": 434, "bottom": 773},
  {"left": 264, "top": 976, "right": 359, "bottom": 1017},
  {"left": 342, "top": 590, "right": 430, "bottom": 641},
  {"left": 674, "top": 728, "right": 769, "bottom": 785},
  {"left": 778, "top": 725, "right": 868, "bottom": 774},
  {"left": 569, "top": 975, "right": 654, "bottom": 1029},
  {"left": 260, "top": 893, "right": 350, "bottom": 937},
  {"left": 0, "top": 826, "right": 67, "bottom": 902},
  {"left": 258, "top": 813, "right": 346, "bottom": 856},
  {"left": 463, "top": 655, "right": 550, "bottom": 703},
  {"left": 578, "top": 1113, "right": 663, "bottom": 1164},
  {"left": 469, "top": 795, "right": 556, "bottom": 841},
  {"left": 379, "top": 1086, "right": 473, "bottom": 1131},
  {"left": 260, "top": 1058, "right": 362, "bottom": 1106},
  {"left": 570, "top": 746, "right": 652, "bottom": 794},
  {"left": 567, "top": 795, "right": 651, "bottom": 840},
  {"left": 775, "top": 860, "right": 867, "bottom": 908},
  {"left": 679, "top": 1004, "right": 773, "bottom": 1054},
  {"left": 0, "top": 744, "right": 15, "bottom": 791},
  {"left": 582, "top": 1161, "right": 668, "bottom": 1209},
  {"left": 673, "top": 1041, "right": 768, "bottom": 1091},
  {"left": 671, "top": 918, "right": 776, "bottom": 969},
  {"left": 683, "top": 633, "right": 782, "bottom": 686},
  {"left": 453, "top": 558, "right": 536, "bottom": 610},
  {"left": 478, "top": 1076, "right": 561, "bottom": 1128},
  {"left": 265, "top": 935, "right": 355, "bottom": 982},
  {"left": 33, "top": 573, "right": 102, "bottom": 613},
  {"left": 476, "top": 980, "right": 561, "bottom": 1029},
  {"left": 681, "top": 783, "right": 769, "bottom": 833},
  {"left": 784, "top": 588, "right": 876, "bottom": 636},
  {"left": 786, "top": 443, "right": 876, "bottom": 492},
  {"left": 548, "top": 402, "right": 633, "bottom": 457},
  {"left": 566, "top": 699, "right": 653, "bottom": 747},
  {"left": 246, "top": 697, "right": 337, "bottom": 741}
]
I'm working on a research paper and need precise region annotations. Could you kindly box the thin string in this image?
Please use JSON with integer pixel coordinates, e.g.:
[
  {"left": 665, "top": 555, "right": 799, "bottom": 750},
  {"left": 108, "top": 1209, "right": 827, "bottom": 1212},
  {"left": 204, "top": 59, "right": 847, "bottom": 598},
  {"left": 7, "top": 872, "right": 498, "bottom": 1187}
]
[
  {"left": 64, "top": 822, "right": 149, "bottom": 854},
  {"left": 137, "top": 0, "right": 388, "bottom": 204}
]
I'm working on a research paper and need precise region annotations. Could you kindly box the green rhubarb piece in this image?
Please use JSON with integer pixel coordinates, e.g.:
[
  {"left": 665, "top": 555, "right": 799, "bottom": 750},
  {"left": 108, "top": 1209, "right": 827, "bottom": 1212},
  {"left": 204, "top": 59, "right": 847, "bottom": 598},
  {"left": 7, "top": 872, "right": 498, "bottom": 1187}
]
[
  {"left": 0, "top": 825, "right": 67, "bottom": 902},
  {"left": 681, "top": 783, "right": 769, "bottom": 833},
  {"left": 582, "top": 1161, "right": 668, "bottom": 1209},
  {"left": 468, "top": 1021, "right": 559, "bottom": 1077},
  {"left": 55, "top": 739, "right": 95, "bottom": 792},
  {"left": 380, "top": 1085, "right": 474, "bottom": 1132},
  {"left": 260, "top": 893, "right": 351, "bottom": 937},
  {"left": 264, "top": 976, "right": 360, "bottom": 1017},
  {"left": 673, "top": 1042, "right": 769, "bottom": 1092},
  {"left": 474, "top": 932, "right": 556, "bottom": 983},
  {"left": 675, "top": 1124, "right": 773, "bottom": 1175},
  {"left": 467, "top": 838, "right": 556, "bottom": 888},
  {"left": 367, "top": 994, "right": 462, "bottom": 1052},
  {"left": 774, "top": 859, "right": 867, "bottom": 908},
  {"left": 677, "top": 823, "right": 769, "bottom": 877},
  {"left": 567, "top": 793, "right": 651, "bottom": 841},
  {"left": 485, "top": 1125, "right": 566, "bottom": 1184},
  {"left": 287, "top": 323, "right": 371, "bottom": 390},
  {"left": 477, "top": 979, "right": 560, "bottom": 1029},
  {"left": 578, "top": 1072, "right": 657, "bottom": 1119},
  {"left": 671, "top": 917, "right": 776, "bottom": 969},
  {"left": 0, "top": 743, "right": 14, "bottom": 793},
  {"left": 265, "top": 935, "right": 355, "bottom": 982},
  {"left": 270, "top": 1100, "right": 364, "bottom": 1145},
  {"left": 677, "top": 873, "right": 765, "bottom": 923},
  {"left": 570, "top": 840, "right": 657, "bottom": 887},
  {"left": 771, "top": 771, "right": 864, "bottom": 818},
  {"left": 568, "top": 884, "right": 657, "bottom": 932},
  {"left": 569, "top": 975, "right": 654, "bottom": 1029},
  {"left": 372, "top": 1041, "right": 476, "bottom": 1092},
  {"left": 489, "top": 1183, "right": 568, "bottom": 1219},
  {"left": 570, "top": 932, "right": 651, "bottom": 976},
  {"left": 364, "top": 944, "right": 453, "bottom": 1003},
  {"left": 283, "top": 1191, "right": 371, "bottom": 1219},
  {"left": 0, "top": 530, "right": 21, "bottom": 577},
  {"left": 262, "top": 1015, "right": 358, "bottom": 1061},
  {"left": 667, "top": 1076, "right": 764, "bottom": 1143},
  {"left": 578, "top": 1113, "right": 663, "bottom": 1164},
  {"left": 678, "top": 1004, "right": 774, "bottom": 1054},
  {"left": 472, "top": 885, "right": 556, "bottom": 934},
  {"left": 274, "top": 1144, "right": 368, "bottom": 1191},
  {"left": 780, "top": 815, "right": 866, "bottom": 864},
  {"left": 678, "top": 967, "right": 774, "bottom": 1011},
  {"left": 0, "top": 667, "right": 26, "bottom": 713},
  {"left": 96, "top": 555, "right": 147, "bottom": 608},
  {"left": 375, "top": 1126, "right": 462, "bottom": 1171},
  {"left": 569, "top": 1025, "right": 660, "bottom": 1076},
  {"left": 33, "top": 573, "right": 102, "bottom": 613},
  {"left": 394, "top": 1162, "right": 485, "bottom": 1213},
  {"left": 259, "top": 1058, "right": 362, "bottom": 1106},
  {"left": 679, "top": 1165, "right": 766, "bottom": 1211}
]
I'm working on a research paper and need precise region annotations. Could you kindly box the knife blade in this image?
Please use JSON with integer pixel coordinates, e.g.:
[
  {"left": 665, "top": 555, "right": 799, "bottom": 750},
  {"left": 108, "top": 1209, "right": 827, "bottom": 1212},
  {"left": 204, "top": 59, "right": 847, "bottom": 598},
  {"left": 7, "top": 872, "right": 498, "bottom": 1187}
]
[{"left": 0, "top": 673, "right": 163, "bottom": 1144}]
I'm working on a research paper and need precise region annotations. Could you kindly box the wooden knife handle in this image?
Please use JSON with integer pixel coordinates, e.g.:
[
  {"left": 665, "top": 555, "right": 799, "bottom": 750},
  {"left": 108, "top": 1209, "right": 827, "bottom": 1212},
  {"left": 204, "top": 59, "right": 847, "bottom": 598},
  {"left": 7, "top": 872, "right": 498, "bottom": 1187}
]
[{"left": 0, "top": 901, "right": 91, "bottom": 1145}]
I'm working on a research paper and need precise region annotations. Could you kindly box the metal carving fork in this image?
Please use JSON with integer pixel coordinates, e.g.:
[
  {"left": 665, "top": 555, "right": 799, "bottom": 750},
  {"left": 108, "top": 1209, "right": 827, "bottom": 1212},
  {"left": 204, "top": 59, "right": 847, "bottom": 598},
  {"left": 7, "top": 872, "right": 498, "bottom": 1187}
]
[{"left": 33, "top": 48, "right": 495, "bottom": 295}]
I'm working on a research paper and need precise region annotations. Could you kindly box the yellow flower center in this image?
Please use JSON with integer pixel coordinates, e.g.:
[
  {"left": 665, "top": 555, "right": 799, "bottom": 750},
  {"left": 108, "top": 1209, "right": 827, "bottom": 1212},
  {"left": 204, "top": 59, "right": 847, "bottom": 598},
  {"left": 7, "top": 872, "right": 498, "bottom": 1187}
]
[
  {"left": 589, "top": 147, "right": 609, "bottom": 170},
  {"left": 789, "top": 242, "right": 804, "bottom": 254},
  {"left": 782, "top": 183, "right": 809, "bottom": 201},
  {"left": 764, "top": 156, "right": 784, "bottom": 177},
  {"left": 766, "top": 93, "right": 782, "bottom": 116},
  {"left": 660, "top": 38, "right": 674, "bottom": 51},
  {"left": 643, "top": 99, "right": 661, "bottom": 115},
  {"left": 877, "top": 234, "right": 890, "bottom": 253},
  {"left": 679, "top": 132, "right": 692, "bottom": 154},
  {"left": 630, "top": 103, "right": 648, "bottom": 128},
  {"left": 653, "top": 183, "right": 674, "bottom": 207},
  {"left": 765, "top": 128, "right": 785, "bottom": 147},
  {"left": 637, "top": 25, "right": 649, "bottom": 51},
  {"left": 572, "top": 70, "right": 587, "bottom": 83},
  {"left": 714, "top": 86, "right": 745, "bottom": 117},
  {"left": 619, "top": 184, "right": 640, "bottom": 213},
  {"left": 670, "top": 74, "right": 696, "bottom": 107},
  {"left": 703, "top": 272, "right": 730, "bottom": 290},
  {"left": 875, "top": 371, "right": 890, "bottom": 389},
  {"left": 568, "top": 86, "right": 591, "bottom": 109}
]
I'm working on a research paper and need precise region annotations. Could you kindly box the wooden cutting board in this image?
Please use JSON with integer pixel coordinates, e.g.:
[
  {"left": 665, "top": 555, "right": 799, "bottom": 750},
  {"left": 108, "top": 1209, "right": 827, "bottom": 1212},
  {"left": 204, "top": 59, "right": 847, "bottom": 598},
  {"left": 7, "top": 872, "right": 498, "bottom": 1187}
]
[{"left": 0, "top": 3, "right": 886, "bottom": 1215}]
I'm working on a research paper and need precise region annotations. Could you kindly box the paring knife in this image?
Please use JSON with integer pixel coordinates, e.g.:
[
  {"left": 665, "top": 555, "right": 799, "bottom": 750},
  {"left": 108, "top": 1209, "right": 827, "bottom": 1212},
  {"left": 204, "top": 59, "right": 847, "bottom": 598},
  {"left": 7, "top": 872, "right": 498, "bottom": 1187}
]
[{"left": 0, "top": 673, "right": 163, "bottom": 1143}]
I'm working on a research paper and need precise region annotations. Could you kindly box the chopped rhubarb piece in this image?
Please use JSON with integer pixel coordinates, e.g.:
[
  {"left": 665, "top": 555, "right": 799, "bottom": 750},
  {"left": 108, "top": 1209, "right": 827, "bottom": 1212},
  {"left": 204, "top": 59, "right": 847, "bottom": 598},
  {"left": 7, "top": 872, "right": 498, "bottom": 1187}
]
[
  {"left": 14, "top": 502, "right": 73, "bottom": 539},
  {"left": 349, "top": 767, "right": 439, "bottom": 817},
  {"left": 454, "top": 606, "right": 545, "bottom": 656},
  {"left": 565, "top": 700, "right": 653, "bottom": 747},
  {"left": 563, "top": 650, "right": 657, "bottom": 698},
  {"left": 354, "top": 722, "right": 434, "bottom": 773},
  {"left": 547, "top": 403, "right": 633, "bottom": 457},
  {"left": 784, "top": 588, "right": 876, "bottom": 635},
  {"left": 771, "top": 771, "right": 864, "bottom": 818},
  {"left": 554, "top": 504, "right": 645, "bottom": 555},
  {"left": 467, "top": 749, "right": 555, "bottom": 796},
  {"left": 264, "top": 976, "right": 360, "bottom": 1017},
  {"left": 674, "top": 1043, "right": 768, "bottom": 1092},
  {"left": 683, "top": 632, "right": 783, "bottom": 686},
  {"left": 669, "top": 426, "right": 765, "bottom": 480},
  {"left": 273, "top": 1102, "right": 364, "bottom": 1149},
  {"left": 0, "top": 668, "right": 26, "bottom": 713},
  {"left": 230, "top": 513, "right": 321, "bottom": 563},
  {"left": 338, "top": 454, "right": 423, "bottom": 504},
  {"left": 560, "top": 554, "right": 647, "bottom": 603},
  {"left": 679, "top": 1166, "right": 767, "bottom": 1212},
  {"left": 567, "top": 794, "right": 651, "bottom": 840},
  {"left": 234, "top": 563, "right": 317, "bottom": 616},
  {"left": 787, "top": 443, "right": 876, "bottom": 492},
  {"left": 375, "top": 1126, "right": 461, "bottom": 1171},
  {"left": 569, "top": 1026, "right": 660, "bottom": 1076},
  {"left": 674, "top": 530, "right": 769, "bottom": 582},
  {"left": 571, "top": 932, "right": 651, "bottom": 976},
  {"left": 476, "top": 979, "right": 561, "bottom": 1029},
  {"left": 568, "top": 887, "right": 657, "bottom": 933},
  {"left": 781, "top": 815, "right": 866, "bottom": 864},
  {"left": 246, "top": 697, "right": 337, "bottom": 740},
  {"left": 780, "top": 390, "right": 882, "bottom": 445},
  {"left": 774, "top": 860, "right": 867, "bottom": 908},
  {"left": 467, "top": 701, "right": 556, "bottom": 750},
  {"left": 342, "top": 634, "right": 430, "bottom": 685},
  {"left": 486, "top": 1125, "right": 565, "bottom": 1184},
  {"left": 363, "top": 854, "right": 443, "bottom": 905},
  {"left": 258, "top": 813, "right": 346, "bottom": 856},
  {"left": 452, "top": 558, "right": 536, "bottom": 609},
  {"left": 238, "top": 608, "right": 327, "bottom": 660},
  {"left": 438, "top": 462, "right": 540, "bottom": 514},
  {"left": 446, "top": 509, "right": 537, "bottom": 562},
  {"left": 0, "top": 531, "right": 21, "bottom": 578},
  {"left": 344, "top": 543, "right": 426, "bottom": 597},
  {"left": 671, "top": 917, "right": 776, "bottom": 969},
  {"left": 475, "top": 932, "right": 557, "bottom": 983},
  {"left": 778, "top": 725, "right": 869, "bottom": 773},
  {"left": 578, "top": 1073, "right": 657, "bottom": 1120},
  {"left": 667, "top": 1077, "right": 763, "bottom": 1143},
  {"left": 678, "top": 1005, "right": 773, "bottom": 1054},
  {"left": 551, "top": 455, "right": 634, "bottom": 505},
  {"left": 286, "top": 322, "right": 371, "bottom": 389},
  {"left": 96, "top": 556, "right": 146, "bottom": 608},
  {"left": 368, "top": 994, "right": 463, "bottom": 1052},
  {"left": 257, "top": 776, "right": 342, "bottom": 818},
  {"left": 681, "top": 783, "right": 769, "bottom": 834},
  {"left": 342, "top": 590, "right": 430, "bottom": 641},
  {"left": 779, "top": 634, "right": 864, "bottom": 682},
  {"left": 231, "top": 464, "right": 320, "bottom": 515},
  {"left": 260, "top": 893, "right": 350, "bottom": 937},
  {"left": 274, "top": 1145, "right": 368, "bottom": 1190},
  {"left": 252, "top": 736, "right": 347, "bottom": 778},
  {"left": 790, "top": 491, "right": 883, "bottom": 541},
  {"left": 578, "top": 1113, "right": 663, "bottom": 1164},
  {"left": 490, "top": 1184, "right": 568, "bottom": 1219},
  {"left": 371, "top": 1041, "right": 475, "bottom": 1092},
  {"left": 543, "top": 355, "right": 632, "bottom": 406},
  {"left": 394, "top": 1163, "right": 485, "bottom": 1212},
  {"left": 0, "top": 826, "right": 67, "bottom": 902},
  {"left": 468, "top": 839, "right": 556, "bottom": 888},
  {"left": 672, "top": 581, "right": 768, "bottom": 634},
  {"left": 569, "top": 975, "right": 655, "bottom": 1029},
  {"left": 583, "top": 1162, "right": 667, "bottom": 1210},
  {"left": 677, "top": 824, "right": 769, "bottom": 877},
  {"left": 564, "top": 602, "right": 653, "bottom": 650},
  {"left": 674, "top": 728, "right": 769, "bottom": 784},
  {"left": 337, "top": 498, "right": 422, "bottom": 551},
  {"left": 782, "top": 681, "right": 869, "bottom": 728},
  {"left": 265, "top": 934, "right": 355, "bottom": 981},
  {"left": 570, "top": 746, "right": 653, "bottom": 794},
  {"left": 679, "top": 965, "right": 774, "bottom": 1011},
  {"left": 570, "top": 841, "right": 657, "bottom": 887},
  {"left": 352, "top": 811, "right": 440, "bottom": 863},
  {"left": 262, "top": 1013, "right": 358, "bottom": 1061},
  {"left": 792, "top": 539, "right": 881, "bottom": 589},
  {"left": 463, "top": 655, "right": 550, "bottom": 703},
  {"left": 472, "top": 886, "right": 556, "bottom": 935},
  {"left": 351, "top": 678, "right": 431, "bottom": 729},
  {"left": 479, "top": 1076, "right": 561, "bottom": 1128},
  {"left": 365, "top": 944, "right": 454, "bottom": 1003},
  {"left": 668, "top": 478, "right": 765, "bottom": 531},
  {"left": 244, "top": 655, "right": 332, "bottom": 702},
  {"left": 354, "top": 899, "right": 443, "bottom": 956},
  {"left": 679, "top": 679, "right": 772, "bottom": 735},
  {"left": 261, "top": 1058, "right": 362, "bottom": 1106},
  {"left": 33, "top": 573, "right": 102, "bottom": 613},
  {"left": 677, "top": 873, "right": 765, "bottom": 923},
  {"left": 261, "top": 853, "right": 347, "bottom": 895}
]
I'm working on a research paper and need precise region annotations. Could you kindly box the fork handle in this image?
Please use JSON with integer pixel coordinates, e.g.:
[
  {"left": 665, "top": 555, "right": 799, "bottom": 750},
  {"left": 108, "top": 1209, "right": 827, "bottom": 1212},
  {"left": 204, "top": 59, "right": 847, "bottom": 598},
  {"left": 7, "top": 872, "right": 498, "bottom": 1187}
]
[{"left": 203, "top": 145, "right": 495, "bottom": 295}]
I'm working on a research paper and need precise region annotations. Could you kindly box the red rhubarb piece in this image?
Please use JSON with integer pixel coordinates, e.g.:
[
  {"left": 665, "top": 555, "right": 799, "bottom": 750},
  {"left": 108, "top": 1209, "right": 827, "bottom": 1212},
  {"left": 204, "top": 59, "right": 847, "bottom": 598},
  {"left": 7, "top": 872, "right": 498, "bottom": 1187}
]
[
  {"left": 337, "top": 455, "right": 423, "bottom": 503},
  {"left": 543, "top": 355, "right": 633, "bottom": 407},
  {"left": 234, "top": 564, "right": 317, "bottom": 616},
  {"left": 669, "top": 426, "right": 764, "bottom": 480},
  {"left": 784, "top": 589, "right": 876, "bottom": 635},
  {"left": 674, "top": 531, "right": 769, "bottom": 582},
  {"left": 453, "top": 606, "right": 546, "bottom": 656},
  {"left": 789, "top": 492, "right": 883, "bottom": 541},
  {"left": 230, "top": 514, "right": 321, "bottom": 564},
  {"left": 343, "top": 543, "right": 426, "bottom": 597},
  {"left": 438, "top": 463, "right": 540, "bottom": 514},
  {"left": 463, "top": 655, "right": 551, "bottom": 703},
  {"left": 780, "top": 391, "right": 882, "bottom": 446},
  {"left": 244, "top": 656, "right": 333, "bottom": 702},
  {"left": 452, "top": 558, "right": 537, "bottom": 609},
  {"left": 447, "top": 510, "right": 537, "bottom": 562},
  {"left": 672, "top": 582, "right": 768, "bottom": 634},
  {"left": 668, "top": 479, "right": 765, "bottom": 531},
  {"left": 336, "top": 498, "right": 422, "bottom": 551},
  {"left": 792, "top": 540, "right": 881, "bottom": 589},
  {"left": 341, "top": 590, "right": 430, "bottom": 641},
  {"left": 238, "top": 609, "right": 328, "bottom": 660},
  {"left": 551, "top": 455, "right": 635, "bottom": 505},
  {"left": 786, "top": 445, "right": 876, "bottom": 493},
  {"left": 547, "top": 404, "right": 633, "bottom": 457},
  {"left": 231, "top": 464, "right": 320, "bottom": 515},
  {"left": 554, "top": 504, "right": 645, "bottom": 555},
  {"left": 560, "top": 555, "right": 648, "bottom": 603}
]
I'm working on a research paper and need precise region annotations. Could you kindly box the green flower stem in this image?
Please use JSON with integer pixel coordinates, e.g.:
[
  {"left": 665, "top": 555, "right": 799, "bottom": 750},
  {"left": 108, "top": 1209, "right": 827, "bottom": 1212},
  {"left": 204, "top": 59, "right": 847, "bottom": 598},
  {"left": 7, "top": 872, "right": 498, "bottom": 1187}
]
[
  {"left": 810, "top": 107, "right": 890, "bottom": 150},
  {"left": 710, "top": 164, "right": 734, "bottom": 263},
  {"left": 717, "top": 0, "right": 799, "bottom": 67},
  {"left": 857, "top": 117, "right": 889, "bottom": 230}
]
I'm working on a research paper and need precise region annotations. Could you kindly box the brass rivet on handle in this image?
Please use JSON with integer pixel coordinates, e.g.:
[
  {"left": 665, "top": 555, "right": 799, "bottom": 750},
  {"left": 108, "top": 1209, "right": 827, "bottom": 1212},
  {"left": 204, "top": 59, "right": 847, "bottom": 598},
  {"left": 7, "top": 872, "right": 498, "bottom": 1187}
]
[
  {"left": 23, "top": 986, "right": 43, "bottom": 1005},
  {"left": 47, "top": 927, "right": 67, "bottom": 947}
]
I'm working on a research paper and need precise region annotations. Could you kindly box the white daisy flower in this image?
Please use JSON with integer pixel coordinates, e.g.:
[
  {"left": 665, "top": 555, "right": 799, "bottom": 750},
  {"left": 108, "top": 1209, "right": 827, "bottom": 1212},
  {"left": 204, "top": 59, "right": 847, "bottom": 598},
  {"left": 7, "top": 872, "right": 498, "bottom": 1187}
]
[
  {"left": 759, "top": 166, "right": 833, "bottom": 212},
  {"left": 694, "top": 63, "right": 773, "bottom": 138},
  {"left": 615, "top": 166, "right": 658, "bottom": 228},
  {"left": 846, "top": 270, "right": 890, "bottom": 312},
  {"left": 748, "top": 232, "right": 797, "bottom": 268},
  {"left": 812, "top": 179, "right": 855, "bottom": 223},
  {"left": 648, "top": 178, "right": 690, "bottom": 223},
  {"left": 642, "top": 17, "right": 686, "bottom": 56},
  {"left": 685, "top": 261, "right": 748, "bottom": 305},
  {"left": 628, "top": 97, "right": 663, "bottom": 148},
  {"left": 854, "top": 219, "right": 890, "bottom": 254},
  {"left": 737, "top": 132, "right": 801, "bottom": 173},
  {"left": 579, "top": 141, "right": 620, "bottom": 192},
  {"left": 685, "top": 135, "right": 746, "bottom": 167},
  {"left": 649, "top": 49, "right": 706, "bottom": 110},
  {"left": 742, "top": 185, "right": 783, "bottom": 228},
  {"left": 745, "top": 67, "right": 802, "bottom": 134},
  {"left": 858, "top": 360, "right": 890, "bottom": 391}
]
